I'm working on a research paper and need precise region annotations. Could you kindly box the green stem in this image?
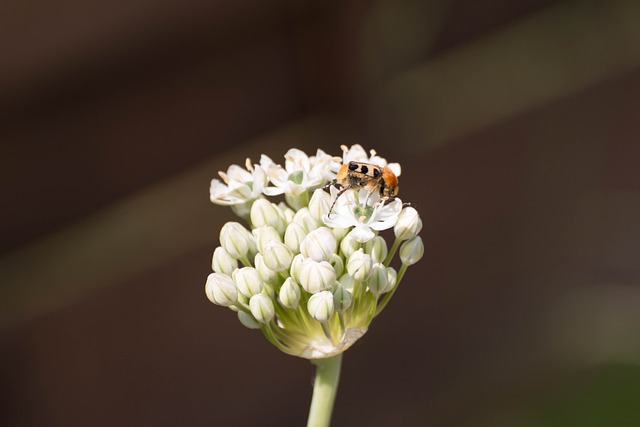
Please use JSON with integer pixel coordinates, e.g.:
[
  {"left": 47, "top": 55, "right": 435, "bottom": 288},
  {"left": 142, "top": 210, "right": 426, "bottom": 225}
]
[
  {"left": 306, "top": 354, "right": 343, "bottom": 427},
  {"left": 384, "top": 238, "right": 402, "bottom": 266}
]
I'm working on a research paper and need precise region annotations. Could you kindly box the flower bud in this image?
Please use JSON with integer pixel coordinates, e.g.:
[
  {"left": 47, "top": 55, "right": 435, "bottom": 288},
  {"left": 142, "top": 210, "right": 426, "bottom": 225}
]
[
  {"left": 284, "top": 222, "right": 307, "bottom": 253},
  {"left": 237, "top": 311, "right": 261, "bottom": 329},
  {"left": 328, "top": 254, "right": 344, "bottom": 278},
  {"left": 339, "top": 234, "right": 360, "bottom": 258},
  {"left": 262, "top": 240, "right": 294, "bottom": 272},
  {"left": 347, "top": 249, "right": 373, "bottom": 282},
  {"left": 308, "top": 189, "right": 332, "bottom": 222},
  {"left": 299, "top": 259, "right": 336, "bottom": 293},
  {"left": 250, "top": 199, "right": 285, "bottom": 234},
  {"left": 255, "top": 253, "right": 278, "bottom": 283},
  {"left": 249, "top": 293, "right": 275, "bottom": 324},
  {"left": 289, "top": 253, "right": 305, "bottom": 282},
  {"left": 293, "top": 208, "right": 319, "bottom": 233},
  {"left": 300, "top": 227, "right": 336, "bottom": 262},
  {"left": 367, "top": 263, "right": 389, "bottom": 296},
  {"left": 394, "top": 207, "right": 422, "bottom": 241},
  {"left": 252, "top": 225, "right": 282, "bottom": 253},
  {"left": 220, "top": 222, "right": 254, "bottom": 259},
  {"left": 338, "top": 274, "right": 355, "bottom": 292},
  {"left": 232, "top": 267, "right": 264, "bottom": 297},
  {"left": 205, "top": 273, "right": 238, "bottom": 307},
  {"left": 364, "top": 236, "right": 388, "bottom": 264},
  {"left": 279, "top": 277, "right": 301, "bottom": 309},
  {"left": 307, "top": 291, "right": 335, "bottom": 323},
  {"left": 211, "top": 246, "right": 238, "bottom": 276},
  {"left": 400, "top": 236, "right": 424, "bottom": 266},
  {"left": 279, "top": 202, "right": 296, "bottom": 224},
  {"left": 385, "top": 266, "right": 398, "bottom": 293},
  {"left": 332, "top": 284, "right": 352, "bottom": 313}
]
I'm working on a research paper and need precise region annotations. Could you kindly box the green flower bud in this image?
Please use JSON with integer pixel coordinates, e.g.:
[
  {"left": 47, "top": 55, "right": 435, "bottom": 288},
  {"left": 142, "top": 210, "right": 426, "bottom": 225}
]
[
  {"left": 367, "top": 263, "right": 389, "bottom": 296},
  {"left": 211, "top": 246, "right": 238, "bottom": 276},
  {"left": 328, "top": 253, "right": 344, "bottom": 278},
  {"left": 308, "top": 189, "right": 332, "bottom": 222},
  {"left": 232, "top": 267, "right": 264, "bottom": 297},
  {"left": 300, "top": 227, "right": 336, "bottom": 262},
  {"left": 293, "top": 207, "right": 320, "bottom": 233},
  {"left": 249, "top": 293, "right": 275, "bottom": 324},
  {"left": 339, "top": 233, "right": 360, "bottom": 258},
  {"left": 289, "top": 253, "right": 305, "bottom": 282},
  {"left": 262, "top": 240, "right": 294, "bottom": 272},
  {"left": 284, "top": 222, "right": 307, "bottom": 254},
  {"left": 347, "top": 249, "right": 373, "bottom": 282},
  {"left": 394, "top": 207, "right": 423, "bottom": 241},
  {"left": 237, "top": 310, "right": 261, "bottom": 329},
  {"left": 205, "top": 273, "right": 238, "bottom": 307},
  {"left": 300, "top": 259, "right": 336, "bottom": 293},
  {"left": 332, "top": 284, "right": 352, "bottom": 313},
  {"left": 252, "top": 225, "right": 282, "bottom": 253},
  {"left": 279, "top": 277, "right": 301, "bottom": 309},
  {"left": 400, "top": 236, "right": 424, "bottom": 266},
  {"left": 255, "top": 253, "right": 278, "bottom": 283},
  {"left": 307, "top": 291, "right": 335, "bottom": 323},
  {"left": 220, "top": 222, "right": 255, "bottom": 259},
  {"left": 251, "top": 199, "right": 286, "bottom": 234},
  {"left": 364, "top": 236, "right": 388, "bottom": 264}
]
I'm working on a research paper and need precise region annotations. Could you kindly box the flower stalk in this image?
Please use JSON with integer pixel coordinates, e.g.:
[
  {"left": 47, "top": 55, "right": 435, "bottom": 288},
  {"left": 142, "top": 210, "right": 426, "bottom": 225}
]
[{"left": 307, "top": 354, "right": 343, "bottom": 427}]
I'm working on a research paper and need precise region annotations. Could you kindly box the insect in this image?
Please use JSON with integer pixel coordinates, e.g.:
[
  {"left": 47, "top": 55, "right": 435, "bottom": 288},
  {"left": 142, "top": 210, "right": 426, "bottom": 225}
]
[{"left": 326, "top": 161, "right": 399, "bottom": 217}]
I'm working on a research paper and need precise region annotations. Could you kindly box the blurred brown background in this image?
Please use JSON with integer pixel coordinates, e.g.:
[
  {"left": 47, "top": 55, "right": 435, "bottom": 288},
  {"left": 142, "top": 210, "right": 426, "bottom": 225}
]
[{"left": 2, "top": 0, "right": 640, "bottom": 426}]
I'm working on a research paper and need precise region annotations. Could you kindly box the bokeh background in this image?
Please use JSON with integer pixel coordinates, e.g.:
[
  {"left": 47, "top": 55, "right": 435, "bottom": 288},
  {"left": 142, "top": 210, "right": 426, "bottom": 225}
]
[{"left": 2, "top": 0, "right": 640, "bottom": 425}]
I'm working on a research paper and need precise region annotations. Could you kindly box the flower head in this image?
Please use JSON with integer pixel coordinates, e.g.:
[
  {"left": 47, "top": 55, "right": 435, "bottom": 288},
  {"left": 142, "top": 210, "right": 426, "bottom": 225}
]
[{"left": 205, "top": 145, "right": 423, "bottom": 359}]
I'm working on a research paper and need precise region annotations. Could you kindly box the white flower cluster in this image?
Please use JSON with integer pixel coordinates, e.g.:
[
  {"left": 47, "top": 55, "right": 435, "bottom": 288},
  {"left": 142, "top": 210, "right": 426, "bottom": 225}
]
[{"left": 206, "top": 145, "right": 423, "bottom": 359}]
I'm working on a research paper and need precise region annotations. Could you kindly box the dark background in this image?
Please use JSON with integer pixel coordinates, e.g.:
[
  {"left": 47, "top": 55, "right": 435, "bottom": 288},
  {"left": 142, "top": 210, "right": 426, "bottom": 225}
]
[{"left": 2, "top": 0, "right": 640, "bottom": 425}]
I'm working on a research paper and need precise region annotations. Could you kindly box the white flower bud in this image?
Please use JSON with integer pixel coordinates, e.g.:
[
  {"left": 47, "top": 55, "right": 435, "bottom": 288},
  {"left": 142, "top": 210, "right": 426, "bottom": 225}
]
[
  {"left": 332, "top": 227, "right": 349, "bottom": 242},
  {"left": 250, "top": 199, "right": 285, "bottom": 234},
  {"left": 289, "top": 253, "right": 305, "bottom": 282},
  {"left": 220, "top": 222, "right": 254, "bottom": 259},
  {"left": 284, "top": 222, "right": 307, "bottom": 253},
  {"left": 338, "top": 274, "right": 355, "bottom": 292},
  {"left": 307, "top": 291, "right": 334, "bottom": 323},
  {"left": 400, "top": 236, "right": 424, "bottom": 266},
  {"left": 293, "top": 208, "right": 320, "bottom": 233},
  {"left": 367, "top": 263, "right": 389, "bottom": 296},
  {"left": 364, "top": 236, "right": 388, "bottom": 264},
  {"left": 308, "top": 189, "right": 332, "bottom": 222},
  {"left": 279, "top": 277, "right": 301, "bottom": 309},
  {"left": 211, "top": 246, "right": 238, "bottom": 276},
  {"left": 394, "top": 207, "right": 423, "bottom": 241},
  {"left": 299, "top": 259, "right": 336, "bottom": 293},
  {"left": 249, "top": 293, "right": 275, "bottom": 324},
  {"left": 385, "top": 266, "right": 398, "bottom": 293},
  {"left": 205, "top": 273, "right": 238, "bottom": 307},
  {"left": 339, "top": 233, "right": 360, "bottom": 258},
  {"left": 300, "top": 227, "right": 336, "bottom": 262},
  {"left": 232, "top": 267, "right": 264, "bottom": 297},
  {"left": 328, "top": 254, "right": 344, "bottom": 278},
  {"left": 238, "top": 311, "right": 261, "bottom": 329},
  {"left": 252, "top": 225, "right": 282, "bottom": 253},
  {"left": 255, "top": 253, "right": 278, "bottom": 283},
  {"left": 262, "top": 240, "right": 294, "bottom": 272},
  {"left": 332, "top": 284, "right": 352, "bottom": 313},
  {"left": 347, "top": 249, "right": 373, "bottom": 282},
  {"left": 279, "top": 202, "right": 296, "bottom": 224}
]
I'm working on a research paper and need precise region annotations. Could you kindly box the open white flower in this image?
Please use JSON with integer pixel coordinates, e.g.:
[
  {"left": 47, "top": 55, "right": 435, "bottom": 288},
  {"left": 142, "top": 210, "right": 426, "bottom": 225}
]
[
  {"left": 322, "top": 187, "right": 402, "bottom": 243},
  {"left": 209, "top": 158, "right": 268, "bottom": 217}
]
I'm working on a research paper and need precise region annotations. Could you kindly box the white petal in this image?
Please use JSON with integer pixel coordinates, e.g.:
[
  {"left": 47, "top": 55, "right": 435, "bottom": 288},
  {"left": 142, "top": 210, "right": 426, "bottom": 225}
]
[
  {"left": 349, "top": 225, "right": 375, "bottom": 243},
  {"left": 323, "top": 213, "right": 356, "bottom": 229},
  {"left": 226, "top": 164, "right": 252, "bottom": 182},
  {"left": 263, "top": 186, "right": 286, "bottom": 196},
  {"left": 386, "top": 163, "right": 401, "bottom": 177}
]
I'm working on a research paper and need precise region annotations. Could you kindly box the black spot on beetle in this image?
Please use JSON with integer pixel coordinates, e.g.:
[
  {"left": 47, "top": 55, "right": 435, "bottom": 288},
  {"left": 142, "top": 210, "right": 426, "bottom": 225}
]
[
  {"left": 373, "top": 168, "right": 380, "bottom": 178},
  {"left": 360, "top": 165, "right": 369, "bottom": 174},
  {"left": 348, "top": 162, "right": 358, "bottom": 171}
]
